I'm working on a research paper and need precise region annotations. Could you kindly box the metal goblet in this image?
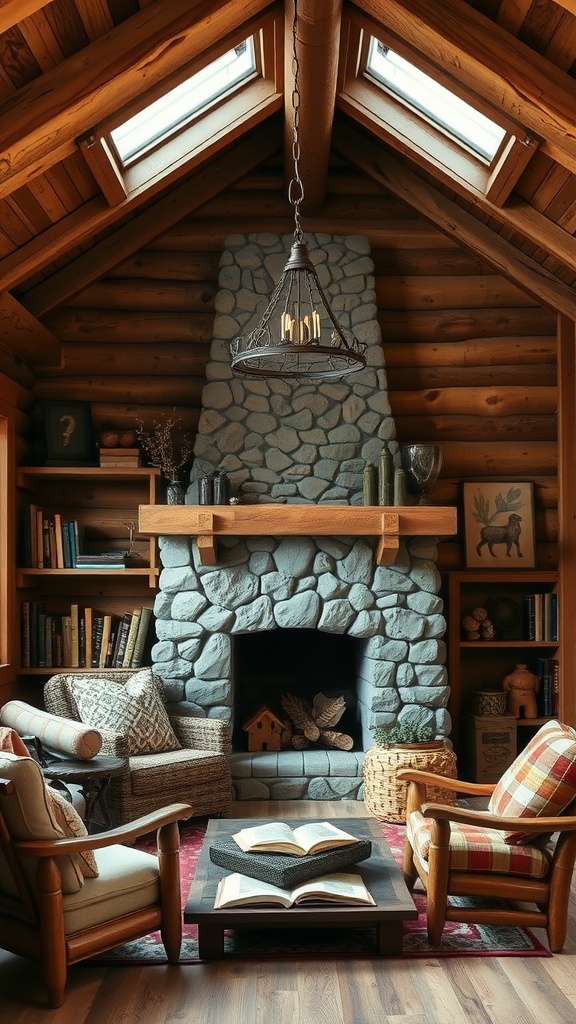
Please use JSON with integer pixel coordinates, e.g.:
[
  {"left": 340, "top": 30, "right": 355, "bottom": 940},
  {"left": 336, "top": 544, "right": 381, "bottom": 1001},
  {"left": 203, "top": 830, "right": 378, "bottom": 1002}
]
[{"left": 401, "top": 445, "right": 443, "bottom": 504}]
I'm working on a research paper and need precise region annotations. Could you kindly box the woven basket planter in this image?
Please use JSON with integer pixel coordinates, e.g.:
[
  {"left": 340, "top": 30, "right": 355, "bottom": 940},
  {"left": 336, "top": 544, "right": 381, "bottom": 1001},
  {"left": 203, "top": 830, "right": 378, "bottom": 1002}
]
[{"left": 363, "top": 741, "right": 458, "bottom": 823}]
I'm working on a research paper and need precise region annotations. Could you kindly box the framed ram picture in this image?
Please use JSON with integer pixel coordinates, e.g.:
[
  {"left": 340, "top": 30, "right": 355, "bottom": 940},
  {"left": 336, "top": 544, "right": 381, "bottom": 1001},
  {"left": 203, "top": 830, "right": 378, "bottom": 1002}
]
[{"left": 463, "top": 481, "right": 536, "bottom": 569}]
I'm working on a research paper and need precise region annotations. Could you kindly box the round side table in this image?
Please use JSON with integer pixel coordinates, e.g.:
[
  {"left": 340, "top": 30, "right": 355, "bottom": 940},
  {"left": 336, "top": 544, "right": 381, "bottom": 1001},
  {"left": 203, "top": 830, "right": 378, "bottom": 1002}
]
[{"left": 42, "top": 754, "right": 126, "bottom": 833}]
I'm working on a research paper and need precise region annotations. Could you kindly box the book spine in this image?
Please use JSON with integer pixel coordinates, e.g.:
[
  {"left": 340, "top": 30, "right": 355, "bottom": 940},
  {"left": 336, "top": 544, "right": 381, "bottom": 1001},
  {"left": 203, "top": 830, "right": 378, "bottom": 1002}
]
[
  {"left": 91, "top": 614, "right": 104, "bottom": 668},
  {"left": 69, "top": 520, "right": 79, "bottom": 568},
  {"left": 78, "top": 613, "right": 86, "bottom": 668},
  {"left": 61, "top": 614, "right": 72, "bottom": 666},
  {"left": 533, "top": 593, "right": 543, "bottom": 642},
  {"left": 70, "top": 602, "right": 80, "bottom": 667},
  {"left": 105, "top": 615, "right": 120, "bottom": 667},
  {"left": 53, "top": 513, "right": 65, "bottom": 568},
  {"left": 61, "top": 519, "right": 72, "bottom": 569},
  {"left": 97, "top": 614, "right": 111, "bottom": 669},
  {"left": 114, "top": 612, "right": 133, "bottom": 667},
  {"left": 37, "top": 609, "right": 47, "bottom": 667},
  {"left": 84, "top": 607, "right": 93, "bottom": 669},
  {"left": 122, "top": 609, "right": 141, "bottom": 667},
  {"left": 131, "top": 606, "right": 152, "bottom": 667}
]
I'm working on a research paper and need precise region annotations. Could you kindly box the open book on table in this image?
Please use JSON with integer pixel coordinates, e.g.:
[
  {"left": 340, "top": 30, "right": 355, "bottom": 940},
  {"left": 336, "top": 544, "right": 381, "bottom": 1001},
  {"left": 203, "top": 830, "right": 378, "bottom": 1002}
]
[
  {"left": 214, "top": 871, "right": 376, "bottom": 910},
  {"left": 232, "top": 820, "right": 359, "bottom": 857}
]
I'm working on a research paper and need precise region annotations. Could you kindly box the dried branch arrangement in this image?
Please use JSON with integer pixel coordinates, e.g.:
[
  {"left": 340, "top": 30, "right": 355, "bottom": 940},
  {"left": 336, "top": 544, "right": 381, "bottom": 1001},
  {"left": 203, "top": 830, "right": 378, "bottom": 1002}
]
[{"left": 136, "top": 414, "right": 194, "bottom": 481}]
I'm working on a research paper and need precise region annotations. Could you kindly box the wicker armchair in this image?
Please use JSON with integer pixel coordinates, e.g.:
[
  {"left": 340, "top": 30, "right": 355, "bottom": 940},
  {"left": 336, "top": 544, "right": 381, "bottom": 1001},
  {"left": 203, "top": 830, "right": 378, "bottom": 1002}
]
[{"left": 44, "top": 670, "right": 232, "bottom": 826}]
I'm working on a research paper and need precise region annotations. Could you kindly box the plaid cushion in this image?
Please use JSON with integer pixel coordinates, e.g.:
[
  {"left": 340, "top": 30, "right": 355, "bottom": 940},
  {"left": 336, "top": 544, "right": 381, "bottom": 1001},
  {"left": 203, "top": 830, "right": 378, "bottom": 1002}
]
[
  {"left": 407, "top": 810, "right": 550, "bottom": 879},
  {"left": 488, "top": 719, "right": 576, "bottom": 843}
]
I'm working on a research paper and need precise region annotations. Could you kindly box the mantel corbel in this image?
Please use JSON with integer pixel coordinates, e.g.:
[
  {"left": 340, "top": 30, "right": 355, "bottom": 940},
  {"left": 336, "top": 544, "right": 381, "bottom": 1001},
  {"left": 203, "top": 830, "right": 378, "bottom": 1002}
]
[{"left": 138, "top": 504, "right": 457, "bottom": 566}]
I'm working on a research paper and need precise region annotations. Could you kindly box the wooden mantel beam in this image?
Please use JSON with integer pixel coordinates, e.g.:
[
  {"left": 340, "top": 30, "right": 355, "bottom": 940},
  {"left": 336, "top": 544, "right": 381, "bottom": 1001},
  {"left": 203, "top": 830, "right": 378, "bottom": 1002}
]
[{"left": 138, "top": 503, "right": 457, "bottom": 567}]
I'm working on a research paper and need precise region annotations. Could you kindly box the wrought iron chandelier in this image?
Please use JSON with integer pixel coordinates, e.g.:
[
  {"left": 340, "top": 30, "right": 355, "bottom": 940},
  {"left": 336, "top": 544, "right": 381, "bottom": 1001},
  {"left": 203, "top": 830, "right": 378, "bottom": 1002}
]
[{"left": 229, "top": 0, "right": 366, "bottom": 381}]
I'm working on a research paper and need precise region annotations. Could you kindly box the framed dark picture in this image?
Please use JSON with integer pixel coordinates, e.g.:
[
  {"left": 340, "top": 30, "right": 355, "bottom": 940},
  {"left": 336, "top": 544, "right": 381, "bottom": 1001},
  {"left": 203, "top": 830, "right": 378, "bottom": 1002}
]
[
  {"left": 463, "top": 481, "right": 536, "bottom": 569},
  {"left": 43, "top": 400, "right": 96, "bottom": 465}
]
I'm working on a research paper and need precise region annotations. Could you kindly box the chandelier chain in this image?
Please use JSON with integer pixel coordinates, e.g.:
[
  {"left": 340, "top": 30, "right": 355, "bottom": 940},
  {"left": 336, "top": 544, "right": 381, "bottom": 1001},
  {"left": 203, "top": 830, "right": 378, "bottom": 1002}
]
[{"left": 289, "top": 0, "right": 304, "bottom": 244}]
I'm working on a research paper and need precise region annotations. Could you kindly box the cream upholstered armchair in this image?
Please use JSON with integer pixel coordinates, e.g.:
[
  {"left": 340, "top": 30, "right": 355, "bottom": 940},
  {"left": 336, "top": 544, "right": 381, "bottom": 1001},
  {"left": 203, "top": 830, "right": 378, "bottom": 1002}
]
[
  {"left": 44, "top": 668, "right": 232, "bottom": 826},
  {"left": 399, "top": 719, "right": 576, "bottom": 953},
  {"left": 0, "top": 750, "right": 191, "bottom": 1007}
]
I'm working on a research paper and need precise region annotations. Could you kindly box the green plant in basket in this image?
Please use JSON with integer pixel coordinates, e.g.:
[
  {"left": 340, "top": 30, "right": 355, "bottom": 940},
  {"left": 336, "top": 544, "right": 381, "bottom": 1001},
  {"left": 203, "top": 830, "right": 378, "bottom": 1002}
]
[{"left": 372, "top": 721, "right": 436, "bottom": 748}]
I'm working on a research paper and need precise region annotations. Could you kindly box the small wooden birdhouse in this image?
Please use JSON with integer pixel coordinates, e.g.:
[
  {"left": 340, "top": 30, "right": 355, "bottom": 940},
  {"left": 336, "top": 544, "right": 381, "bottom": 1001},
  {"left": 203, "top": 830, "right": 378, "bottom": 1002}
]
[{"left": 243, "top": 707, "right": 287, "bottom": 752}]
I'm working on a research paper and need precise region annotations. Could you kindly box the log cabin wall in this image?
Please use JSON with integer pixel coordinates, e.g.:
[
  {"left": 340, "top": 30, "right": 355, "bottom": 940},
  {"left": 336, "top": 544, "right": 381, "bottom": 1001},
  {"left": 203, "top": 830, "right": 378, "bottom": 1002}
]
[{"left": 28, "top": 162, "right": 558, "bottom": 573}]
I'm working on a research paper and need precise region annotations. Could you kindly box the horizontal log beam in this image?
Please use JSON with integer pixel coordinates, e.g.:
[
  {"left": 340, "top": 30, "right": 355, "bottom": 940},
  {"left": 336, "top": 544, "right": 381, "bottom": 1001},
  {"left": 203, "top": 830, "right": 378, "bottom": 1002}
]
[
  {"left": 382, "top": 338, "right": 557, "bottom": 368},
  {"left": 40, "top": 310, "right": 214, "bottom": 344},
  {"left": 386, "top": 364, "right": 557, "bottom": 388},
  {"left": 36, "top": 343, "right": 211, "bottom": 379},
  {"left": 393, "top": 415, "right": 556, "bottom": 442},
  {"left": 90, "top": 404, "right": 199, "bottom": 434},
  {"left": 66, "top": 280, "right": 218, "bottom": 312},
  {"left": 32, "top": 376, "right": 204, "bottom": 406},
  {"left": 390, "top": 386, "right": 557, "bottom": 416},
  {"left": 110, "top": 252, "right": 221, "bottom": 281},
  {"left": 437, "top": 441, "right": 557, "bottom": 477},
  {"left": 376, "top": 276, "right": 538, "bottom": 310},
  {"left": 380, "top": 308, "right": 556, "bottom": 343}
]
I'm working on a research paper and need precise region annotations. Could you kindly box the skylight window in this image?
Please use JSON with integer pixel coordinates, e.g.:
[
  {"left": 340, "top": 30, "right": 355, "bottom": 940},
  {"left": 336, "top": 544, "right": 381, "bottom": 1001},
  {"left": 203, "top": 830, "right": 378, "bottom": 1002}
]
[
  {"left": 366, "top": 38, "right": 506, "bottom": 162},
  {"left": 110, "top": 39, "right": 256, "bottom": 166}
]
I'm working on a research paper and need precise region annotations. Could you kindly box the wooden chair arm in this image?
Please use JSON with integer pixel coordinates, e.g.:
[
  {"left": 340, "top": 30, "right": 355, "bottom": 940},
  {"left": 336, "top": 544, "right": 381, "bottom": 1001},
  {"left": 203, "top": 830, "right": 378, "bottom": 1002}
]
[
  {"left": 420, "top": 800, "right": 576, "bottom": 833},
  {"left": 14, "top": 802, "right": 192, "bottom": 858},
  {"left": 397, "top": 768, "right": 495, "bottom": 797}
]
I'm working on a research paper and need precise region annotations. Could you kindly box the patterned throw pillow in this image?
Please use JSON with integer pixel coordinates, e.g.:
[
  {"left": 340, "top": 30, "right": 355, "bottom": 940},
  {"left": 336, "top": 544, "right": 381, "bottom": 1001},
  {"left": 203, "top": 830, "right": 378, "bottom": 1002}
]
[
  {"left": 71, "top": 669, "right": 181, "bottom": 756},
  {"left": 46, "top": 785, "right": 99, "bottom": 878},
  {"left": 488, "top": 719, "right": 576, "bottom": 843}
]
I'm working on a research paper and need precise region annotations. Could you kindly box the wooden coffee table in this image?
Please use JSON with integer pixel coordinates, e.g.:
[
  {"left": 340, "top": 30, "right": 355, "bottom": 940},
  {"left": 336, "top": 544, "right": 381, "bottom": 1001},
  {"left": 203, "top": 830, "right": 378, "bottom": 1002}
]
[{"left": 184, "top": 816, "right": 417, "bottom": 958}]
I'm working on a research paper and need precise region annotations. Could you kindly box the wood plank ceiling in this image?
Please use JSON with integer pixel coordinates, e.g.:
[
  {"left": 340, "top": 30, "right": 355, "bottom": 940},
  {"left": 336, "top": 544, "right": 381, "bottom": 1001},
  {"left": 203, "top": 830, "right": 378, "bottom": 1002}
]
[{"left": 0, "top": 0, "right": 576, "bottom": 370}]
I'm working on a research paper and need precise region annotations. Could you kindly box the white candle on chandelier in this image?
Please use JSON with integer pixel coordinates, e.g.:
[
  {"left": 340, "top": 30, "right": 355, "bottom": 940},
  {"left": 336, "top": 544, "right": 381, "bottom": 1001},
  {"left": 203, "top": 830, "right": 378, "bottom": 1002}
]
[
  {"left": 281, "top": 313, "right": 294, "bottom": 342},
  {"left": 312, "top": 310, "right": 321, "bottom": 339}
]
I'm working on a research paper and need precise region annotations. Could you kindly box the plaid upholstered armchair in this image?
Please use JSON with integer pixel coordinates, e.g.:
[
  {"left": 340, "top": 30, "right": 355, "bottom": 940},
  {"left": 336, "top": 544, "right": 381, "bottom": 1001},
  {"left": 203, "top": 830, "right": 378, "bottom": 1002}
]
[
  {"left": 44, "top": 668, "right": 232, "bottom": 826},
  {"left": 399, "top": 719, "right": 576, "bottom": 952}
]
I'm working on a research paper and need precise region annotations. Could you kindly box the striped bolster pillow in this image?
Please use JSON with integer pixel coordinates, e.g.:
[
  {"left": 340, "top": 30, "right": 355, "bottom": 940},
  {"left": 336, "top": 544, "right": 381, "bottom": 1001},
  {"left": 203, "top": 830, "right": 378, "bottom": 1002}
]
[{"left": 0, "top": 701, "right": 102, "bottom": 760}]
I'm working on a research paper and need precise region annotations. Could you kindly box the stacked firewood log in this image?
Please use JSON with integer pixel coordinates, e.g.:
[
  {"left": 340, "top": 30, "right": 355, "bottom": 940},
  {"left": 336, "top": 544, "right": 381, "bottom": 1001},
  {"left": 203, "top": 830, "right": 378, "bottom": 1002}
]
[{"left": 280, "top": 692, "right": 354, "bottom": 750}]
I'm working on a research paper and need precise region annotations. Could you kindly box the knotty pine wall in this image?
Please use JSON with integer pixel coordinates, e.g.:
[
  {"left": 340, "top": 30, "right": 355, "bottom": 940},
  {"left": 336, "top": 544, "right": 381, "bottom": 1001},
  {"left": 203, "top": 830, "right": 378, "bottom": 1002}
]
[{"left": 15, "top": 166, "right": 558, "bottom": 573}]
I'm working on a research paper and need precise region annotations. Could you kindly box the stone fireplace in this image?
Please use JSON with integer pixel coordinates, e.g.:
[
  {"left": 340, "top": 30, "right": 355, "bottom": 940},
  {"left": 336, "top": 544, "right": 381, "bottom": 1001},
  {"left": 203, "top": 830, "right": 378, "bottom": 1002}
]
[{"left": 149, "top": 232, "right": 452, "bottom": 800}]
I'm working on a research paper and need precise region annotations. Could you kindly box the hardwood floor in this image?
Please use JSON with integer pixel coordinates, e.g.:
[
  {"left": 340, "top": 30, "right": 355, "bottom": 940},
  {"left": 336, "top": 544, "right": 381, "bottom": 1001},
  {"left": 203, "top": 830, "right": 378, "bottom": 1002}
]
[{"left": 2, "top": 801, "right": 575, "bottom": 1022}]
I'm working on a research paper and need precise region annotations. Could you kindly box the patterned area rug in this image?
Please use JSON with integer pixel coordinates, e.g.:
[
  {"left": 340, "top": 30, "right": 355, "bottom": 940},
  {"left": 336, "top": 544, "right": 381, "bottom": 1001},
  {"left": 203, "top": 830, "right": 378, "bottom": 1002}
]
[{"left": 94, "top": 819, "right": 550, "bottom": 963}]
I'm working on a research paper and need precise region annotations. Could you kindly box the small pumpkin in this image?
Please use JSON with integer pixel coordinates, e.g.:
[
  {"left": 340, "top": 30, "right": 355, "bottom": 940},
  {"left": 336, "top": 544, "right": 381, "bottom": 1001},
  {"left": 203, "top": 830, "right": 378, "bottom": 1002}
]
[{"left": 100, "top": 431, "right": 119, "bottom": 448}]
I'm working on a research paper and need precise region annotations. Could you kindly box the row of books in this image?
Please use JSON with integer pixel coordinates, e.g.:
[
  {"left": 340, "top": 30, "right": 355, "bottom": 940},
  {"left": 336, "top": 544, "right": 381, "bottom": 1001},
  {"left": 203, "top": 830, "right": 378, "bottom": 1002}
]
[
  {"left": 20, "top": 602, "right": 153, "bottom": 671},
  {"left": 535, "top": 657, "right": 560, "bottom": 717},
  {"left": 522, "top": 592, "right": 558, "bottom": 642},
  {"left": 22, "top": 504, "right": 128, "bottom": 570}
]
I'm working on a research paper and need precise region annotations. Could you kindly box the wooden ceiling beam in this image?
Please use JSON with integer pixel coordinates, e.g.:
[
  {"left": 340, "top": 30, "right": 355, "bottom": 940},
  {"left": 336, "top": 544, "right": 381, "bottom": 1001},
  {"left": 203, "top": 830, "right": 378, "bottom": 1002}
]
[
  {"left": 23, "top": 123, "right": 281, "bottom": 317},
  {"left": 0, "top": 98, "right": 282, "bottom": 294},
  {"left": 0, "top": 290, "right": 60, "bottom": 366},
  {"left": 0, "top": 0, "right": 276, "bottom": 201},
  {"left": 339, "top": 82, "right": 576, "bottom": 277},
  {"left": 285, "top": 0, "right": 341, "bottom": 214},
  {"left": 0, "top": 0, "right": 52, "bottom": 34},
  {"left": 333, "top": 120, "right": 576, "bottom": 320},
  {"left": 353, "top": 0, "right": 576, "bottom": 174}
]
